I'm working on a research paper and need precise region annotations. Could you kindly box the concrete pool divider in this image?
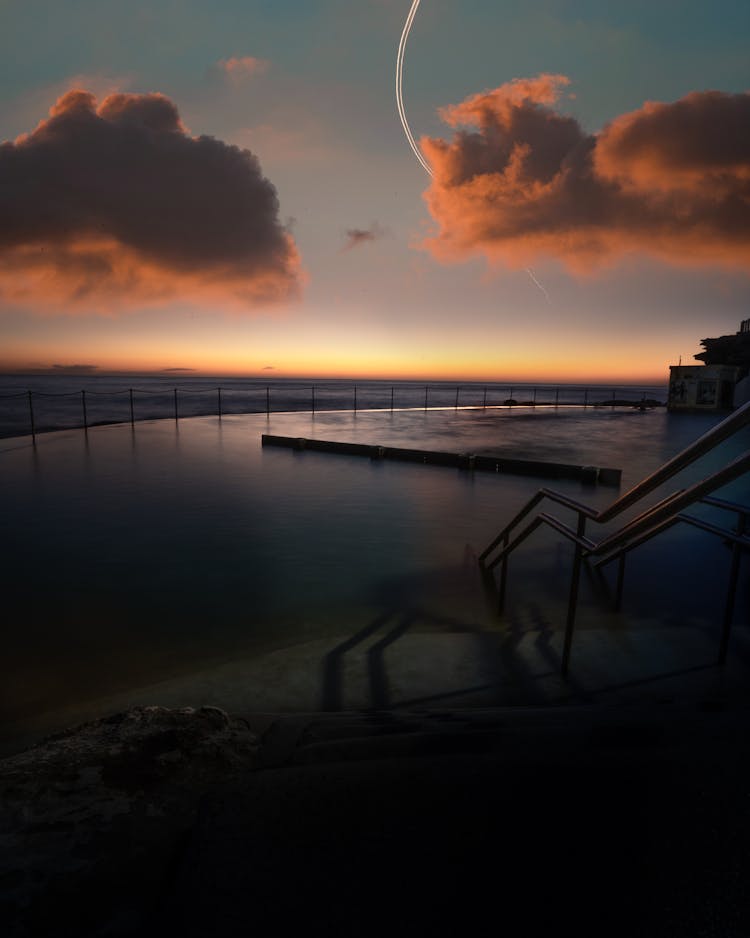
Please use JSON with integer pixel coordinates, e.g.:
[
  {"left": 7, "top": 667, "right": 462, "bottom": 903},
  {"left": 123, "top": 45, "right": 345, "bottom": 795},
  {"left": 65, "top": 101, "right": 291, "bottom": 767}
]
[{"left": 261, "top": 434, "right": 622, "bottom": 486}]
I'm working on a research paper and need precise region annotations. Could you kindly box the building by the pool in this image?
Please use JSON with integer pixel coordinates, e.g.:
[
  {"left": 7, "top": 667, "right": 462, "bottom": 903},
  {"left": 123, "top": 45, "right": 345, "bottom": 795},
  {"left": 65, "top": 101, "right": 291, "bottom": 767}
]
[{"left": 668, "top": 319, "right": 750, "bottom": 412}]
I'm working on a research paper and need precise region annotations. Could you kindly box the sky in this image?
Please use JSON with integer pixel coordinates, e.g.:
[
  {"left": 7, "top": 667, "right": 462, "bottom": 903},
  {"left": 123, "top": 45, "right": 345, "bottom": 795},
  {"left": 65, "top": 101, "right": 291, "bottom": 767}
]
[{"left": 0, "top": 0, "right": 748, "bottom": 382}]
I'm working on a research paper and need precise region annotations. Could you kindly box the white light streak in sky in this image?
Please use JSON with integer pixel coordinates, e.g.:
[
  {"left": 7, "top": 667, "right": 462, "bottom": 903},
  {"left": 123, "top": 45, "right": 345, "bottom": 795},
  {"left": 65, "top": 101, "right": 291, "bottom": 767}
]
[
  {"left": 396, "top": 0, "right": 433, "bottom": 176},
  {"left": 396, "top": 1, "right": 551, "bottom": 302}
]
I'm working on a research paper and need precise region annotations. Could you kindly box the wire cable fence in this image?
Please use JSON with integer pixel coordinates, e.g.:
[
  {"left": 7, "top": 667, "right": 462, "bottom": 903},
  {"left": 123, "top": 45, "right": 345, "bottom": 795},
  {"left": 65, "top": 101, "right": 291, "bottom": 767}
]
[{"left": 0, "top": 381, "right": 668, "bottom": 443}]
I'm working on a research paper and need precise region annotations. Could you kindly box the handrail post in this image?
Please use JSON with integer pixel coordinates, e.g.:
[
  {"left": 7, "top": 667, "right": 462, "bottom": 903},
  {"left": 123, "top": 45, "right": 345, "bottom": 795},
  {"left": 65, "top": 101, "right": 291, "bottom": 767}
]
[
  {"left": 533, "top": 387, "right": 537, "bottom": 407},
  {"left": 218, "top": 387, "right": 222, "bottom": 419},
  {"left": 28, "top": 390, "right": 36, "bottom": 444},
  {"left": 561, "top": 514, "right": 587, "bottom": 675},
  {"left": 615, "top": 553, "right": 626, "bottom": 610},
  {"left": 354, "top": 385, "right": 357, "bottom": 412},
  {"left": 81, "top": 390, "right": 88, "bottom": 432},
  {"left": 424, "top": 385, "right": 428, "bottom": 410},
  {"left": 312, "top": 385, "right": 316, "bottom": 414},
  {"left": 129, "top": 388, "right": 134, "bottom": 427},
  {"left": 174, "top": 388, "right": 178, "bottom": 422},
  {"left": 391, "top": 386, "right": 394, "bottom": 412},
  {"left": 266, "top": 386, "right": 270, "bottom": 415},
  {"left": 483, "top": 387, "right": 487, "bottom": 409},
  {"left": 555, "top": 387, "right": 559, "bottom": 408},
  {"left": 718, "top": 511, "right": 747, "bottom": 665},
  {"left": 498, "top": 533, "right": 510, "bottom": 613},
  {"left": 455, "top": 386, "right": 459, "bottom": 409},
  {"left": 583, "top": 388, "right": 588, "bottom": 409}
]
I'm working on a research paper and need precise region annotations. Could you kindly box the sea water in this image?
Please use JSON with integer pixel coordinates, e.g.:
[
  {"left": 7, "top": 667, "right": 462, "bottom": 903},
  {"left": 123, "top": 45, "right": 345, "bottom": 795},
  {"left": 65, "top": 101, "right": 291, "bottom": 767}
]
[
  {"left": 1, "top": 400, "right": 748, "bottom": 751},
  {"left": 0, "top": 374, "right": 668, "bottom": 438}
]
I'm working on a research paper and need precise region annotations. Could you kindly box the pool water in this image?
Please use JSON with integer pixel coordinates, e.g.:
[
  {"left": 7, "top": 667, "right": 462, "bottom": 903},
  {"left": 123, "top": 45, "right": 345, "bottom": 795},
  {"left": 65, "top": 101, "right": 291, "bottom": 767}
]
[{"left": 1, "top": 405, "right": 748, "bottom": 751}]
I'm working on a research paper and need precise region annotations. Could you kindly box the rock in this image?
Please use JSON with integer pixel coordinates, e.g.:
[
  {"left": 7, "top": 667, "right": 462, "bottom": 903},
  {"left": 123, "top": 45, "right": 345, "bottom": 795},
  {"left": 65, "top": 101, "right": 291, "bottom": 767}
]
[{"left": 0, "top": 706, "right": 259, "bottom": 937}]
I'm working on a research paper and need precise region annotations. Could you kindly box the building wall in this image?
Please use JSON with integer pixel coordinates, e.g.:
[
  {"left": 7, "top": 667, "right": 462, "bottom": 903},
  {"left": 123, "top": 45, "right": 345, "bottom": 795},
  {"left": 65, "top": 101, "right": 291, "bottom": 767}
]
[{"left": 668, "top": 365, "right": 739, "bottom": 411}]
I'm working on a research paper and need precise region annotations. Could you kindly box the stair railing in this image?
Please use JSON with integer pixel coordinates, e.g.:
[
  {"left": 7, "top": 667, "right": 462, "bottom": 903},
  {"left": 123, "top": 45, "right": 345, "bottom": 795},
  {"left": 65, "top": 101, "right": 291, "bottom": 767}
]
[
  {"left": 478, "top": 400, "right": 750, "bottom": 675},
  {"left": 594, "top": 494, "right": 749, "bottom": 666},
  {"left": 479, "top": 398, "right": 750, "bottom": 573}
]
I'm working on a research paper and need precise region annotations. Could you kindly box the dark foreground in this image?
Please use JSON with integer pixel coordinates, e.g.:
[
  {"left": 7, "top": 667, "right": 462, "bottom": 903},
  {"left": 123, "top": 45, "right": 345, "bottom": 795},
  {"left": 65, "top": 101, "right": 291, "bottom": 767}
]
[{"left": 2, "top": 701, "right": 749, "bottom": 938}]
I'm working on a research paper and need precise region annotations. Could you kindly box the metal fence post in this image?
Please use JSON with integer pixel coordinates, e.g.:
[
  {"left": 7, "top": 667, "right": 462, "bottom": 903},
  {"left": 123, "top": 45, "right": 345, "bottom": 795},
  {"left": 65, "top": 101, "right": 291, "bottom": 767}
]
[
  {"left": 555, "top": 387, "right": 559, "bottom": 407},
  {"left": 354, "top": 385, "right": 358, "bottom": 412},
  {"left": 266, "top": 386, "right": 270, "bottom": 415},
  {"left": 583, "top": 388, "right": 588, "bottom": 409},
  {"left": 615, "top": 553, "right": 626, "bottom": 610},
  {"left": 129, "top": 388, "right": 135, "bottom": 427},
  {"left": 218, "top": 387, "right": 222, "bottom": 419},
  {"left": 498, "top": 534, "right": 510, "bottom": 614},
  {"left": 312, "top": 385, "right": 316, "bottom": 414},
  {"left": 81, "top": 390, "right": 88, "bottom": 431},
  {"left": 174, "top": 388, "right": 178, "bottom": 421},
  {"left": 455, "top": 386, "right": 459, "bottom": 409},
  {"left": 561, "top": 514, "right": 587, "bottom": 675},
  {"left": 391, "top": 386, "right": 394, "bottom": 412},
  {"left": 28, "top": 390, "right": 36, "bottom": 444},
  {"left": 719, "top": 512, "right": 747, "bottom": 665},
  {"left": 483, "top": 387, "right": 487, "bottom": 409},
  {"left": 424, "top": 386, "right": 428, "bottom": 410}
]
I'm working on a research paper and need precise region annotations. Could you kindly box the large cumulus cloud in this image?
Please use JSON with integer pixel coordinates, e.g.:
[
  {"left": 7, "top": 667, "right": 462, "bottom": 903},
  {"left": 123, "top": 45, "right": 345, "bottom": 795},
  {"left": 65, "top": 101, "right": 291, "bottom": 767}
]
[
  {"left": 421, "top": 75, "right": 750, "bottom": 272},
  {"left": 0, "top": 90, "right": 302, "bottom": 311}
]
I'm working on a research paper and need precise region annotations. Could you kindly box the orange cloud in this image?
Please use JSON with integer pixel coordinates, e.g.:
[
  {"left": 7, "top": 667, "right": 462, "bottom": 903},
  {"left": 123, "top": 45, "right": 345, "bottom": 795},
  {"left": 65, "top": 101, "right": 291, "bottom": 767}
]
[
  {"left": 594, "top": 91, "right": 750, "bottom": 192},
  {"left": 0, "top": 89, "right": 301, "bottom": 313},
  {"left": 421, "top": 77, "right": 750, "bottom": 273}
]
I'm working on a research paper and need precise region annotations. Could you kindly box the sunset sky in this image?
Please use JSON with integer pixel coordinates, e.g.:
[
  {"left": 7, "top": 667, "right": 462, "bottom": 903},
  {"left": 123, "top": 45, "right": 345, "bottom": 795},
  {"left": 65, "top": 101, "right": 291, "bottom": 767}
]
[{"left": 1, "top": 0, "right": 749, "bottom": 382}]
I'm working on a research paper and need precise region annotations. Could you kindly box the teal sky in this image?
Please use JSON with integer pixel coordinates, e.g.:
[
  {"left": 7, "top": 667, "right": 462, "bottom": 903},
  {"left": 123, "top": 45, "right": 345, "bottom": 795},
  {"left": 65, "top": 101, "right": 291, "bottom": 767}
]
[{"left": 1, "top": 0, "right": 749, "bottom": 380}]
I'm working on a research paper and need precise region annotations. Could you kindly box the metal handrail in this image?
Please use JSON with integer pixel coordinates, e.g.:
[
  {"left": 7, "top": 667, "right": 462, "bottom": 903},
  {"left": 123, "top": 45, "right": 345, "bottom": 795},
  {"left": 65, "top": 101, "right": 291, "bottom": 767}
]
[
  {"left": 488, "top": 452, "right": 749, "bottom": 572},
  {"left": 701, "top": 494, "right": 749, "bottom": 515},
  {"left": 481, "top": 449, "right": 750, "bottom": 675},
  {"left": 594, "top": 506, "right": 749, "bottom": 667},
  {"left": 592, "top": 451, "right": 750, "bottom": 557},
  {"left": 479, "top": 398, "right": 750, "bottom": 568},
  {"left": 595, "top": 513, "right": 750, "bottom": 568}
]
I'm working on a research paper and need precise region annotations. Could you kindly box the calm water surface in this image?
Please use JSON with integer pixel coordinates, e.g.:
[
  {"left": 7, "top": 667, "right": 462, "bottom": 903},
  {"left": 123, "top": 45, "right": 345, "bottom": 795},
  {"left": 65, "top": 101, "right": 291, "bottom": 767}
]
[{"left": 1, "top": 406, "right": 747, "bottom": 749}]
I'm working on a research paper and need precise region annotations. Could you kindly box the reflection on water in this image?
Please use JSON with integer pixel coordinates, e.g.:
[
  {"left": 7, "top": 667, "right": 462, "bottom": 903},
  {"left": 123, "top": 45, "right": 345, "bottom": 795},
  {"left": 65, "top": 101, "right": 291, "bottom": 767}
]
[
  {"left": 1, "top": 406, "right": 747, "bottom": 749},
  {"left": 267, "top": 405, "right": 730, "bottom": 489}
]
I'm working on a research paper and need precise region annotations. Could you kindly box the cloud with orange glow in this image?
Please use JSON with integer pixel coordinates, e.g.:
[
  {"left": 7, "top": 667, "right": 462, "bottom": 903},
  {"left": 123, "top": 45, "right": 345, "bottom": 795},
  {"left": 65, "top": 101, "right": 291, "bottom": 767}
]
[
  {"left": 421, "top": 75, "right": 750, "bottom": 273},
  {"left": 0, "top": 89, "right": 302, "bottom": 312}
]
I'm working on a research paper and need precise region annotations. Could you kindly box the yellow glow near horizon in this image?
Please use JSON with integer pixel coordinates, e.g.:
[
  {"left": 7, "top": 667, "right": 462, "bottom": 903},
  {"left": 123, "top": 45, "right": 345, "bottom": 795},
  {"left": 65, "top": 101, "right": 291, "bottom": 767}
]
[
  {"left": 0, "top": 343, "right": 670, "bottom": 384},
  {"left": 0, "top": 303, "right": 682, "bottom": 384}
]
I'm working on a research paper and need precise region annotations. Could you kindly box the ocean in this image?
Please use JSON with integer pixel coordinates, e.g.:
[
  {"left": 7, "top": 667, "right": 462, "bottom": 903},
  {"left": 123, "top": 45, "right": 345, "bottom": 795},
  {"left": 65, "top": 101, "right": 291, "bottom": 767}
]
[
  {"left": 0, "top": 374, "right": 668, "bottom": 439},
  {"left": 1, "top": 377, "right": 748, "bottom": 754}
]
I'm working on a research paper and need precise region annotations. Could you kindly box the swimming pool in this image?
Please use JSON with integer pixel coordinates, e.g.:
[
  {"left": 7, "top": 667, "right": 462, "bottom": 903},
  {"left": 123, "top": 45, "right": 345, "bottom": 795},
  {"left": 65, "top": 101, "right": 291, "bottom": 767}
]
[{"left": 2, "top": 405, "right": 747, "bottom": 751}]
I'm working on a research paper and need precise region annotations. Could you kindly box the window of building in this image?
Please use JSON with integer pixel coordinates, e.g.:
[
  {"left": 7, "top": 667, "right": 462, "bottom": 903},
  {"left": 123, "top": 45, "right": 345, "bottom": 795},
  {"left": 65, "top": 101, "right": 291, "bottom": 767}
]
[{"left": 697, "top": 380, "right": 716, "bottom": 404}]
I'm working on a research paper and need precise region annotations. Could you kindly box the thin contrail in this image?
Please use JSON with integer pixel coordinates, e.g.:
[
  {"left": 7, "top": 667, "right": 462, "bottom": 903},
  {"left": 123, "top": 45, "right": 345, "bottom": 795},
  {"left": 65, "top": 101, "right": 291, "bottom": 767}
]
[
  {"left": 397, "top": 1, "right": 550, "bottom": 301},
  {"left": 524, "top": 267, "right": 551, "bottom": 303},
  {"left": 396, "top": 0, "right": 433, "bottom": 176}
]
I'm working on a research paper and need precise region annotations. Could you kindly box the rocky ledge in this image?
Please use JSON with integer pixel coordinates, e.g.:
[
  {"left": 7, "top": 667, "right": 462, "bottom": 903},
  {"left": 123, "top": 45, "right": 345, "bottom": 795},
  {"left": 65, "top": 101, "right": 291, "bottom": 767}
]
[{"left": 0, "top": 706, "right": 259, "bottom": 937}]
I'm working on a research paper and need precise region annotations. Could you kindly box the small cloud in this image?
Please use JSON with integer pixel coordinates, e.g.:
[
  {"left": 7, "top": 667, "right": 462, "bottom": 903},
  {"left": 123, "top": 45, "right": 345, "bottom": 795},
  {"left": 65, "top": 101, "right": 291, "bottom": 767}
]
[
  {"left": 52, "top": 363, "right": 98, "bottom": 373},
  {"left": 342, "top": 223, "right": 387, "bottom": 252},
  {"left": 262, "top": 365, "right": 275, "bottom": 370},
  {"left": 162, "top": 367, "right": 195, "bottom": 372},
  {"left": 216, "top": 56, "right": 269, "bottom": 83}
]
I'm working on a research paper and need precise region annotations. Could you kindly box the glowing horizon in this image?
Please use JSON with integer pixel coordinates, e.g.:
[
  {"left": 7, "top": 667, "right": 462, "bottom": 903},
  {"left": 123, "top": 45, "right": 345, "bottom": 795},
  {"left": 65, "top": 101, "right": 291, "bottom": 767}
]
[{"left": 0, "top": 347, "right": 674, "bottom": 385}]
